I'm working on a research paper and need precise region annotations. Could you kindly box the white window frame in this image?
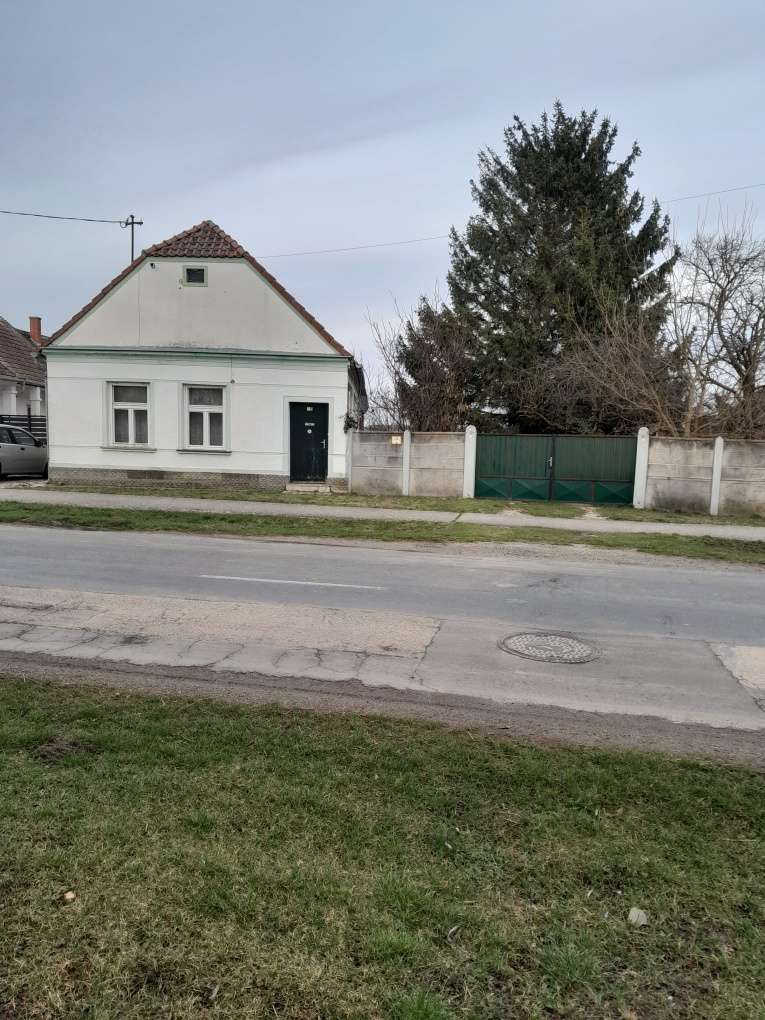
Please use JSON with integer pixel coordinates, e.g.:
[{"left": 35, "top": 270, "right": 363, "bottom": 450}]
[
  {"left": 182, "top": 265, "right": 207, "bottom": 287},
  {"left": 109, "top": 382, "right": 150, "bottom": 447},
  {"left": 183, "top": 384, "right": 228, "bottom": 451}
]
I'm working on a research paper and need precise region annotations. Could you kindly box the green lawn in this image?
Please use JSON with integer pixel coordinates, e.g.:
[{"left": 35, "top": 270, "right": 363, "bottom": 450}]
[
  {"left": 38, "top": 481, "right": 765, "bottom": 526},
  {"left": 597, "top": 504, "right": 765, "bottom": 527},
  {"left": 40, "top": 483, "right": 586, "bottom": 518},
  {"left": 1, "top": 680, "right": 763, "bottom": 1019},
  {"left": 2, "top": 500, "right": 765, "bottom": 564},
  {"left": 499, "top": 499, "right": 587, "bottom": 518},
  {"left": 43, "top": 482, "right": 510, "bottom": 516}
]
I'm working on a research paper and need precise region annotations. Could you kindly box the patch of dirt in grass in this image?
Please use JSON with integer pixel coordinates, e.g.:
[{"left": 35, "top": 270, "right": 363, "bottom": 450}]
[{"left": 32, "top": 736, "right": 96, "bottom": 764}]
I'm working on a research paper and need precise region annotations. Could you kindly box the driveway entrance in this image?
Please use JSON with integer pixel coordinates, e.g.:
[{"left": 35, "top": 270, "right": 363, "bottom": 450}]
[{"left": 475, "top": 434, "right": 637, "bottom": 503}]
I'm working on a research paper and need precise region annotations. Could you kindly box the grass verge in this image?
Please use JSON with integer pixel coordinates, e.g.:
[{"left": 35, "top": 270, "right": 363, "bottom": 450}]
[
  {"left": 40, "top": 484, "right": 593, "bottom": 519},
  {"left": 1, "top": 679, "right": 763, "bottom": 1019},
  {"left": 38, "top": 482, "right": 765, "bottom": 525},
  {"left": 597, "top": 504, "right": 765, "bottom": 527},
  {"left": 1, "top": 500, "right": 764, "bottom": 564},
  {"left": 42, "top": 482, "right": 510, "bottom": 516},
  {"left": 496, "top": 499, "right": 586, "bottom": 518}
]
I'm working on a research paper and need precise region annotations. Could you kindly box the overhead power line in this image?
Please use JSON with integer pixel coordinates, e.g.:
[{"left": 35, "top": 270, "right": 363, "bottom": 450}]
[
  {"left": 0, "top": 207, "right": 143, "bottom": 259},
  {"left": 0, "top": 208, "right": 126, "bottom": 224},
  {"left": 259, "top": 233, "right": 449, "bottom": 258},
  {"left": 2, "top": 179, "right": 764, "bottom": 260},
  {"left": 259, "top": 182, "right": 765, "bottom": 259},
  {"left": 666, "top": 182, "right": 765, "bottom": 204}
]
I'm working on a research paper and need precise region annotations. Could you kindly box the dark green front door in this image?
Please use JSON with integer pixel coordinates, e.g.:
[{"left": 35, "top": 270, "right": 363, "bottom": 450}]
[{"left": 289, "top": 403, "right": 329, "bottom": 482}]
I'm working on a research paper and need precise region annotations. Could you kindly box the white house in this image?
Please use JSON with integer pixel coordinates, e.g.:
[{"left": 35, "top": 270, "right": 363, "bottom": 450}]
[
  {"left": 0, "top": 316, "right": 47, "bottom": 428},
  {"left": 44, "top": 221, "right": 366, "bottom": 488}
]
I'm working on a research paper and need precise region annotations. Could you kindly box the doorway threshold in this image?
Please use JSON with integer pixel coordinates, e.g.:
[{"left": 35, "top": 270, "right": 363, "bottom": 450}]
[{"left": 286, "top": 482, "right": 332, "bottom": 494}]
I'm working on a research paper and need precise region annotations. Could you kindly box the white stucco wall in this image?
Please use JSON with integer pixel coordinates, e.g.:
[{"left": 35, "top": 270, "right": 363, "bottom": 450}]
[
  {"left": 54, "top": 258, "right": 336, "bottom": 355},
  {"left": 45, "top": 352, "right": 351, "bottom": 480}
]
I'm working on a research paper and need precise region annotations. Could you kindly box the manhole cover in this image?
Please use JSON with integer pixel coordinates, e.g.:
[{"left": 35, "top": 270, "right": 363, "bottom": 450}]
[{"left": 499, "top": 632, "right": 599, "bottom": 664}]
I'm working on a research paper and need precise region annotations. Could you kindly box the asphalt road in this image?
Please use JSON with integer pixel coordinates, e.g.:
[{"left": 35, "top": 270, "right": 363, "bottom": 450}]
[
  {"left": 1, "top": 524, "right": 763, "bottom": 731},
  {"left": 0, "top": 523, "right": 763, "bottom": 643}
]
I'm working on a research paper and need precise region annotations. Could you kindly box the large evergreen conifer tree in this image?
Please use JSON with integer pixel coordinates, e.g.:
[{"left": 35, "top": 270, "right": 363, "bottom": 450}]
[{"left": 448, "top": 102, "right": 675, "bottom": 428}]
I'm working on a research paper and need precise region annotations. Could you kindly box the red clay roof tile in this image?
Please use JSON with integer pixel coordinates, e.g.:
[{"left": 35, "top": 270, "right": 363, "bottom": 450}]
[{"left": 0, "top": 317, "right": 45, "bottom": 385}]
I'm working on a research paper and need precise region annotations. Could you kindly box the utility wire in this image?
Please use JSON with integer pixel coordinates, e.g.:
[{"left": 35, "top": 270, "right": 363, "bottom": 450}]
[
  {"left": 259, "top": 233, "right": 449, "bottom": 258},
  {"left": 0, "top": 208, "right": 126, "bottom": 225},
  {"left": 2, "top": 179, "right": 765, "bottom": 259},
  {"left": 259, "top": 182, "right": 765, "bottom": 258},
  {"left": 666, "top": 182, "right": 765, "bottom": 204}
]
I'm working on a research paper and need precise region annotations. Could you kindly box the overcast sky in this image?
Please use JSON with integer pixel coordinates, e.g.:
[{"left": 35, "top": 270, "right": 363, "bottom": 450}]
[{"left": 2, "top": 0, "right": 764, "bottom": 362}]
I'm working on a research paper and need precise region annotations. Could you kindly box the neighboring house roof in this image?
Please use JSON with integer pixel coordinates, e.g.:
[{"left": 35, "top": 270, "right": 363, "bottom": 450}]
[
  {"left": 49, "top": 220, "right": 353, "bottom": 358},
  {"left": 0, "top": 317, "right": 45, "bottom": 386}
]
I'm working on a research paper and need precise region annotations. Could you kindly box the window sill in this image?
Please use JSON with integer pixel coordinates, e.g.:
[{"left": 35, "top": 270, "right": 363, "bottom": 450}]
[
  {"left": 176, "top": 448, "right": 231, "bottom": 455},
  {"left": 101, "top": 445, "right": 156, "bottom": 452}
]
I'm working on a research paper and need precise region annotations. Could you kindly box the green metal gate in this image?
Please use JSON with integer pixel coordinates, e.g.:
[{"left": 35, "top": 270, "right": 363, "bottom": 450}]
[{"left": 475, "top": 434, "right": 637, "bottom": 504}]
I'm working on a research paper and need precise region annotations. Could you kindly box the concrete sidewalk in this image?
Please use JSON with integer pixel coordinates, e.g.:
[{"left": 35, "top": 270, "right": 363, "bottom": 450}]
[
  {"left": 460, "top": 509, "right": 765, "bottom": 541},
  {"left": 1, "top": 583, "right": 763, "bottom": 729},
  {"left": 1, "top": 486, "right": 764, "bottom": 541}
]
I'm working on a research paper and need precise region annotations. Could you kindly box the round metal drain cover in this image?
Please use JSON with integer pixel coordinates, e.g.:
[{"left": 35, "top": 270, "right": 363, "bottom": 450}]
[{"left": 499, "top": 632, "right": 599, "bottom": 664}]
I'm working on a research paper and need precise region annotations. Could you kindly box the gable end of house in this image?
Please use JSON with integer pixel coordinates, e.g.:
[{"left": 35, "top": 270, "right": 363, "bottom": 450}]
[{"left": 48, "top": 220, "right": 352, "bottom": 359}]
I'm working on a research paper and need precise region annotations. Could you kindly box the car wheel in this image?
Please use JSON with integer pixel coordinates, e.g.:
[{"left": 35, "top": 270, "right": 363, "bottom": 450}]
[
  {"left": 0, "top": 463, "right": 5, "bottom": 481},
  {"left": 41, "top": 462, "right": 49, "bottom": 480}
]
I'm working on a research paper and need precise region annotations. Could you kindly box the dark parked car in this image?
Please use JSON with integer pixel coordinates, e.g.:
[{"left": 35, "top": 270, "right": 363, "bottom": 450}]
[{"left": 0, "top": 425, "right": 48, "bottom": 478}]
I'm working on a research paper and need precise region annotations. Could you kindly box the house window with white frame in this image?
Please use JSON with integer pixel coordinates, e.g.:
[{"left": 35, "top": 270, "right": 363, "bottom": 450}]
[
  {"left": 110, "top": 383, "right": 149, "bottom": 445},
  {"left": 184, "top": 385, "right": 225, "bottom": 448}
]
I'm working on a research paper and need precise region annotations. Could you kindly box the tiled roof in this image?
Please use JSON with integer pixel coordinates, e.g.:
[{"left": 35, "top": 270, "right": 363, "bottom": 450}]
[
  {"left": 49, "top": 220, "right": 352, "bottom": 357},
  {"left": 143, "top": 220, "right": 247, "bottom": 259},
  {"left": 0, "top": 317, "right": 45, "bottom": 386}
]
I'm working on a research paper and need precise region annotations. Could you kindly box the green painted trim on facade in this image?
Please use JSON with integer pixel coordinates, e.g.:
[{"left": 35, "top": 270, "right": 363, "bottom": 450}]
[{"left": 43, "top": 347, "right": 348, "bottom": 364}]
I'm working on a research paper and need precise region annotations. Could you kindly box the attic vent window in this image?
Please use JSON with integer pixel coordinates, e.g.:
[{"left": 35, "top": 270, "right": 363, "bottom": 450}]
[{"left": 183, "top": 266, "right": 207, "bottom": 286}]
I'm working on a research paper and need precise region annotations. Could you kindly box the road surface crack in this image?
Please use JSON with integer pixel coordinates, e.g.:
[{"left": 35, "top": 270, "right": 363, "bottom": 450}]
[{"left": 412, "top": 619, "right": 444, "bottom": 687}]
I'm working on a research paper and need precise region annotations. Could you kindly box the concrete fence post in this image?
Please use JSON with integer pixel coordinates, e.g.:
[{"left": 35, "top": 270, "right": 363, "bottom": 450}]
[
  {"left": 346, "top": 428, "right": 355, "bottom": 493},
  {"left": 633, "top": 427, "right": 650, "bottom": 508},
  {"left": 463, "top": 425, "right": 477, "bottom": 498},
  {"left": 710, "top": 436, "right": 724, "bottom": 516},
  {"left": 402, "top": 429, "right": 412, "bottom": 496}
]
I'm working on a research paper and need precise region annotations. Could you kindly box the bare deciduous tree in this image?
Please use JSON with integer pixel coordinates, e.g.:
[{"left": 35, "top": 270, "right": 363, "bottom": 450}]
[
  {"left": 673, "top": 212, "right": 765, "bottom": 436},
  {"left": 518, "top": 214, "right": 765, "bottom": 437},
  {"left": 367, "top": 295, "right": 476, "bottom": 431}
]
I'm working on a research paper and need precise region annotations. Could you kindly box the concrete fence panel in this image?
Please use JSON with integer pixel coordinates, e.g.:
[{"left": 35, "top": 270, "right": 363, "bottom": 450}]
[
  {"left": 409, "top": 433, "right": 466, "bottom": 498},
  {"left": 349, "top": 430, "right": 471, "bottom": 497},
  {"left": 642, "top": 434, "right": 765, "bottom": 516},
  {"left": 350, "top": 431, "right": 404, "bottom": 495},
  {"left": 644, "top": 438, "right": 715, "bottom": 514},
  {"left": 719, "top": 440, "right": 765, "bottom": 516}
]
